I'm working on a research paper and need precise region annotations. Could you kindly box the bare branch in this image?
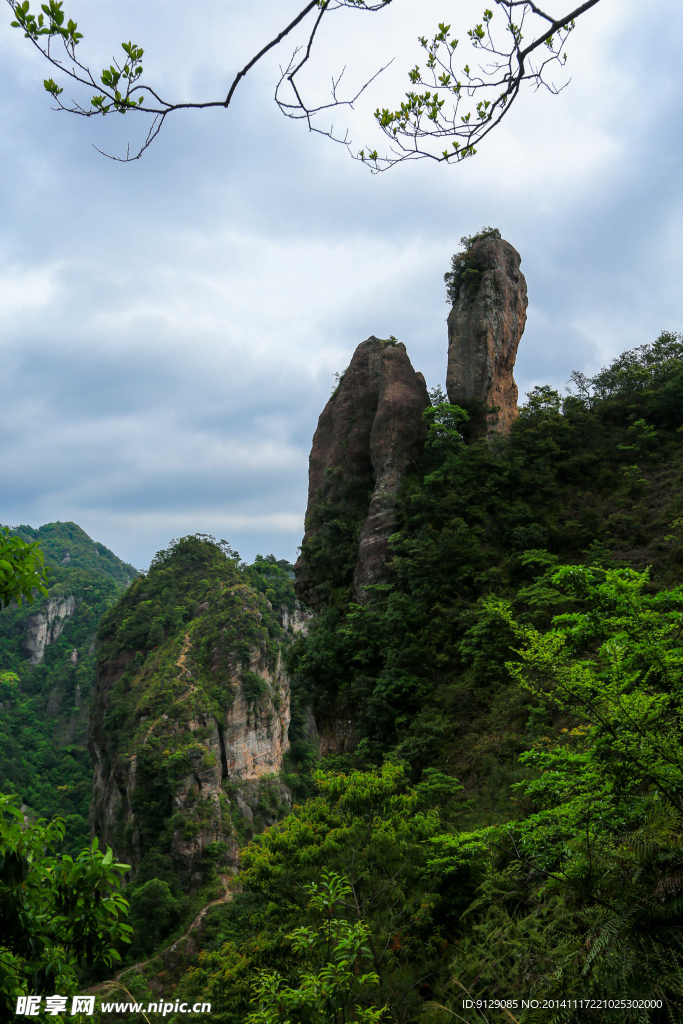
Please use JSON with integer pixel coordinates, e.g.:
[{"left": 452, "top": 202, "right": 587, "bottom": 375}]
[{"left": 224, "top": 0, "right": 322, "bottom": 109}]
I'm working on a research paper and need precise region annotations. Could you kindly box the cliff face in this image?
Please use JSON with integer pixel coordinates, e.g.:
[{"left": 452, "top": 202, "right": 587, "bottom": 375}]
[
  {"left": 89, "top": 539, "right": 304, "bottom": 884},
  {"left": 90, "top": 636, "right": 292, "bottom": 879},
  {"left": 446, "top": 233, "right": 528, "bottom": 435},
  {"left": 23, "top": 595, "right": 77, "bottom": 664},
  {"left": 295, "top": 337, "right": 429, "bottom": 607}
]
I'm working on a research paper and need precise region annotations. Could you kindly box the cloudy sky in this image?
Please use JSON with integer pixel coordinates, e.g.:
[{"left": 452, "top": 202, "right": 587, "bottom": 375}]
[{"left": 1, "top": 0, "right": 681, "bottom": 570}]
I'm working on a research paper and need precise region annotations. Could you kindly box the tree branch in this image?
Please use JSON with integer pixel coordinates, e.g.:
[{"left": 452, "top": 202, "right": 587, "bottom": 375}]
[
  {"left": 6, "top": 0, "right": 603, "bottom": 166},
  {"left": 224, "top": 0, "right": 322, "bottom": 109}
]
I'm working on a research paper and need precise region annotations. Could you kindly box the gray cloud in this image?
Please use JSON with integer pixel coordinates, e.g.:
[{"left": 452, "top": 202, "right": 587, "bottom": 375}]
[{"left": 1, "top": 0, "right": 682, "bottom": 568}]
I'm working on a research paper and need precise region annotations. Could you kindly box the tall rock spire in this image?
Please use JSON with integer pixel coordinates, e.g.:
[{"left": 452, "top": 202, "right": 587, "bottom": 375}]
[
  {"left": 295, "top": 337, "right": 429, "bottom": 609},
  {"left": 446, "top": 232, "right": 528, "bottom": 435}
]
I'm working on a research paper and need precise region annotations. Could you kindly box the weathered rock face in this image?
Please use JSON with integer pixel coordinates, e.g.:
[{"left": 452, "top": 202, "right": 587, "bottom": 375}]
[
  {"left": 316, "top": 713, "right": 358, "bottom": 757},
  {"left": 220, "top": 639, "right": 291, "bottom": 780},
  {"left": 90, "top": 631, "right": 294, "bottom": 881},
  {"left": 88, "top": 539, "right": 304, "bottom": 884},
  {"left": 446, "top": 234, "right": 528, "bottom": 435},
  {"left": 24, "top": 595, "right": 77, "bottom": 664},
  {"left": 296, "top": 337, "right": 429, "bottom": 607}
]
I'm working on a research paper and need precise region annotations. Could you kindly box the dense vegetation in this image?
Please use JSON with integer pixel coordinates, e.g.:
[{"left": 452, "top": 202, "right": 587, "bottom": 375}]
[
  {"left": 443, "top": 227, "right": 501, "bottom": 303},
  {"left": 87, "top": 536, "right": 301, "bottom": 962},
  {"left": 133, "top": 330, "right": 683, "bottom": 1024},
  {"left": 0, "top": 526, "right": 48, "bottom": 608},
  {"left": 0, "top": 529, "right": 133, "bottom": 1021},
  {"left": 6, "top": 330, "right": 683, "bottom": 1022},
  {"left": 0, "top": 792, "right": 132, "bottom": 1019},
  {"left": 0, "top": 522, "right": 137, "bottom": 854}
]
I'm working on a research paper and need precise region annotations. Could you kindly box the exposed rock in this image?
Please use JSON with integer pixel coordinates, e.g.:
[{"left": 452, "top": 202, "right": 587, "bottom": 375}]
[
  {"left": 235, "top": 790, "right": 254, "bottom": 822},
  {"left": 88, "top": 553, "right": 300, "bottom": 884},
  {"left": 296, "top": 337, "right": 429, "bottom": 607},
  {"left": 305, "top": 708, "right": 319, "bottom": 747},
  {"left": 446, "top": 233, "right": 528, "bottom": 436},
  {"left": 317, "top": 714, "right": 358, "bottom": 757},
  {"left": 278, "top": 600, "right": 310, "bottom": 634},
  {"left": 221, "top": 644, "right": 291, "bottom": 780},
  {"left": 46, "top": 688, "right": 61, "bottom": 716},
  {"left": 24, "top": 595, "right": 76, "bottom": 664},
  {"left": 90, "top": 637, "right": 291, "bottom": 879}
]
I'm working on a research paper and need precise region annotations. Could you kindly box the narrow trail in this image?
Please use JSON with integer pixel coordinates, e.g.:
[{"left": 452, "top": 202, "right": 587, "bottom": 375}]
[
  {"left": 176, "top": 632, "right": 192, "bottom": 673},
  {"left": 87, "top": 875, "right": 234, "bottom": 996},
  {"left": 166, "top": 875, "right": 233, "bottom": 957},
  {"left": 139, "top": 634, "right": 197, "bottom": 748}
]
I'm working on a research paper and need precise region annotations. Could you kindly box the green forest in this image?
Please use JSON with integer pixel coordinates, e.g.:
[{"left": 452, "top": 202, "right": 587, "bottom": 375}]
[
  {"left": 2, "top": 0, "right": 680, "bottom": 1018},
  {"left": 0, "top": 522, "right": 137, "bottom": 854},
  {"left": 4, "top": 331, "right": 683, "bottom": 1022},
  {"left": 160, "top": 330, "right": 683, "bottom": 1024}
]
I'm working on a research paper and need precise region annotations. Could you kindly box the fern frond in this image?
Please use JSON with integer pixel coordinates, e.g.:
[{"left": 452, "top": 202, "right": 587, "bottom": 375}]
[{"left": 654, "top": 870, "right": 683, "bottom": 899}]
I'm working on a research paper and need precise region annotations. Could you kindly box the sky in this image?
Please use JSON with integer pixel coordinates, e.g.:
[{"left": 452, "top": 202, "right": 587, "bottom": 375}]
[{"left": 1, "top": 0, "right": 682, "bottom": 570}]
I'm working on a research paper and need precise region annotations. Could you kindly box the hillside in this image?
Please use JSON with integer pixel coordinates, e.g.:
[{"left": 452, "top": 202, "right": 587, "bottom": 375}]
[
  {"left": 90, "top": 327, "right": 683, "bottom": 1024},
  {"left": 81, "top": 538, "right": 311, "bottom": 964},
  {"left": 0, "top": 521, "right": 137, "bottom": 853},
  {"left": 294, "top": 335, "right": 683, "bottom": 783},
  {"left": 4, "top": 237, "right": 683, "bottom": 1022}
]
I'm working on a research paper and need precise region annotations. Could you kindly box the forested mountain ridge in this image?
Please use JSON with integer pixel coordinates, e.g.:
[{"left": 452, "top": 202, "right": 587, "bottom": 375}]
[
  {"left": 90, "top": 327, "right": 683, "bottom": 1023},
  {"left": 190, "top": 330, "right": 683, "bottom": 1023},
  {"left": 0, "top": 521, "right": 137, "bottom": 853},
  {"left": 11, "top": 521, "right": 137, "bottom": 587},
  {"left": 4, "top": 237, "right": 683, "bottom": 1022}
]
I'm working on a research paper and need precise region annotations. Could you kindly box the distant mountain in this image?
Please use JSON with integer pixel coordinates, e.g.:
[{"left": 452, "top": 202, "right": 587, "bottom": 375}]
[
  {"left": 12, "top": 520, "right": 137, "bottom": 585},
  {"left": 0, "top": 522, "right": 138, "bottom": 853}
]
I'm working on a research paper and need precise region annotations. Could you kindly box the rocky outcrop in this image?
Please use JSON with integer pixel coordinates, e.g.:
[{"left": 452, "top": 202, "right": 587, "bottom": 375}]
[
  {"left": 24, "top": 595, "right": 76, "bottom": 664},
  {"left": 317, "top": 714, "right": 358, "bottom": 757},
  {"left": 279, "top": 600, "right": 310, "bottom": 634},
  {"left": 171, "top": 638, "right": 292, "bottom": 874},
  {"left": 296, "top": 337, "right": 429, "bottom": 607},
  {"left": 88, "top": 549, "right": 300, "bottom": 884},
  {"left": 446, "top": 233, "right": 528, "bottom": 435},
  {"left": 220, "top": 642, "right": 291, "bottom": 780},
  {"left": 90, "top": 637, "right": 292, "bottom": 879}
]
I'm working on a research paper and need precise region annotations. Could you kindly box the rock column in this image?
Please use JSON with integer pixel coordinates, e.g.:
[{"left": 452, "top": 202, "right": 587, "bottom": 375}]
[
  {"left": 446, "top": 234, "right": 528, "bottom": 435},
  {"left": 295, "top": 337, "right": 429, "bottom": 607}
]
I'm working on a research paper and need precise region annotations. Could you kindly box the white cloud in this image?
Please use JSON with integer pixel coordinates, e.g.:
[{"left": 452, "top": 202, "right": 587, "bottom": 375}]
[{"left": 0, "top": 262, "right": 62, "bottom": 323}]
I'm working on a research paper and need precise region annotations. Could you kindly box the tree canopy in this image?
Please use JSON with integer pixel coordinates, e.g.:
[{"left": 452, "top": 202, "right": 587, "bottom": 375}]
[
  {"left": 0, "top": 528, "right": 48, "bottom": 609},
  {"left": 166, "top": 563, "right": 683, "bottom": 1022},
  {"left": 0, "top": 793, "right": 131, "bottom": 1015}
]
